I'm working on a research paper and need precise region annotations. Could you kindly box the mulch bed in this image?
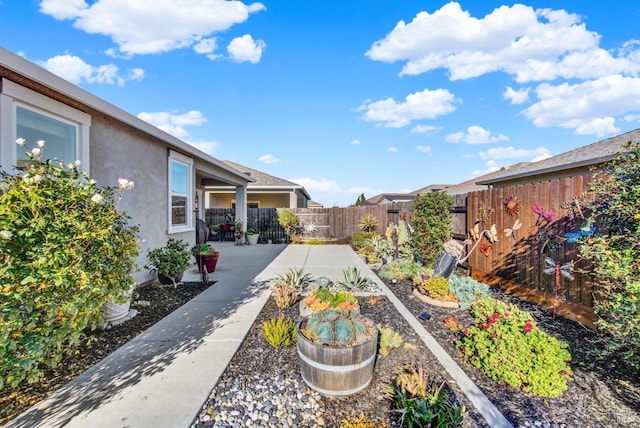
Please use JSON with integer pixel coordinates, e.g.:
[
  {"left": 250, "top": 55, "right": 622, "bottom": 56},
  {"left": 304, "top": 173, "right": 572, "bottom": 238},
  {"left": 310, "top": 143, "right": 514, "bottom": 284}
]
[
  {"left": 2, "top": 273, "right": 639, "bottom": 427},
  {"left": 0, "top": 281, "right": 211, "bottom": 426}
]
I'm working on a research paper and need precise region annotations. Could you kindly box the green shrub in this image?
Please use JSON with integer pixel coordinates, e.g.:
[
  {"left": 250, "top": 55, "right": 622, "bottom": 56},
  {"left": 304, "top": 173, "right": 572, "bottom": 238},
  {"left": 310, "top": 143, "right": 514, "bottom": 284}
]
[
  {"left": 458, "top": 298, "right": 572, "bottom": 398},
  {"left": 412, "top": 193, "right": 453, "bottom": 267},
  {"left": 262, "top": 316, "right": 296, "bottom": 348},
  {"left": 449, "top": 275, "right": 490, "bottom": 310},
  {"left": 0, "top": 140, "right": 139, "bottom": 389},
  {"left": 579, "top": 141, "right": 640, "bottom": 368},
  {"left": 351, "top": 231, "right": 379, "bottom": 251},
  {"left": 277, "top": 209, "right": 299, "bottom": 238},
  {"left": 386, "top": 364, "right": 465, "bottom": 427},
  {"left": 378, "top": 325, "right": 403, "bottom": 357}
]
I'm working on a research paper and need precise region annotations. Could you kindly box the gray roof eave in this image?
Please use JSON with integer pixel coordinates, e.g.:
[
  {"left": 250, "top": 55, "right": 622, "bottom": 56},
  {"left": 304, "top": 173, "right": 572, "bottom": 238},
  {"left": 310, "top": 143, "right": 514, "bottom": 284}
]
[{"left": 1, "top": 46, "right": 252, "bottom": 184}]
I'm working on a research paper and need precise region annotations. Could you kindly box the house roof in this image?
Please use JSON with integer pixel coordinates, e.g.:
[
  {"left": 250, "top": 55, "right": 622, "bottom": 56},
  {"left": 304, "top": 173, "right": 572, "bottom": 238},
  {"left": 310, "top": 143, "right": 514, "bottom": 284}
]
[
  {"left": 476, "top": 129, "right": 639, "bottom": 186},
  {"left": 441, "top": 162, "right": 531, "bottom": 194},
  {"left": 365, "top": 193, "right": 416, "bottom": 205},
  {"left": 221, "top": 160, "right": 312, "bottom": 200},
  {"left": 408, "top": 184, "right": 452, "bottom": 195},
  {"left": 0, "top": 46, "right": 252, "bottom": 185}
]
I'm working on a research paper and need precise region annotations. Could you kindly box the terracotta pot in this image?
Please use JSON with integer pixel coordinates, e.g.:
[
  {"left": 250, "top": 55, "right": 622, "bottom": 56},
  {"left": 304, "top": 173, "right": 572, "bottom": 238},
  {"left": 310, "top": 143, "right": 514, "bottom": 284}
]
[{"left": 197, "top": 253, "right": 219, "bottom": 273}]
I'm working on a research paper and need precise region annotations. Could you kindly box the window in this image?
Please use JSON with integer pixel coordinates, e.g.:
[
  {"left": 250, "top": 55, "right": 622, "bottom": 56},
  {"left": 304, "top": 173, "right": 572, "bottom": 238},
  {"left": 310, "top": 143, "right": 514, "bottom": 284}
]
[
  {"left": 168, "top": 150, "right": 193, "bottom": 232},
  {"left": 0, "top": 80, "right": 90, "bottom": 172},
  {"left": 16, "top": 106, "right": 77, "bottom": 165}
]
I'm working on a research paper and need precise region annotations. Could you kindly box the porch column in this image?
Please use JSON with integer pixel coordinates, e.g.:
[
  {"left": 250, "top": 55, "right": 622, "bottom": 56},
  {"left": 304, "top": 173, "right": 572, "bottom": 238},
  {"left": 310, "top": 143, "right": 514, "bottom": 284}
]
[
  {"left": 235, "top": 184, "right": 248, "bottom": 233},
  {"left": 289, "top": 191, "right": 297, "bottom": 208}
]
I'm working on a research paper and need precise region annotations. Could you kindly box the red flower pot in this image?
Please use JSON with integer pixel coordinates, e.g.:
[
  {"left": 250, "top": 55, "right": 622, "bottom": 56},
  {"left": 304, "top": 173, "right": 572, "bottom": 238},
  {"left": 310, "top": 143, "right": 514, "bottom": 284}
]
[{"left": 197, "top": 252, "right": 219, "bottom": 273}]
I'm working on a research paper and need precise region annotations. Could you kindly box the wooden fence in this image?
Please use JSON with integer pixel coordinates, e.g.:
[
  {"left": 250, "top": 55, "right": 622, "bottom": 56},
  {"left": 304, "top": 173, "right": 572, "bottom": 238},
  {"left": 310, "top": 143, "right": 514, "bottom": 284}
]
[{"left": 465, "top": 174, "right": 595, "bottom": 307}]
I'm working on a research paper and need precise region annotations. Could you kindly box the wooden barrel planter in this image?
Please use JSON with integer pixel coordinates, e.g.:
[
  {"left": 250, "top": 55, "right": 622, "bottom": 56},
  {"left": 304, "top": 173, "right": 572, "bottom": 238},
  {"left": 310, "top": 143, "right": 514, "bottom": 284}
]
[{"left": 296, "top": 320, "right": 378, "bottom": 396}]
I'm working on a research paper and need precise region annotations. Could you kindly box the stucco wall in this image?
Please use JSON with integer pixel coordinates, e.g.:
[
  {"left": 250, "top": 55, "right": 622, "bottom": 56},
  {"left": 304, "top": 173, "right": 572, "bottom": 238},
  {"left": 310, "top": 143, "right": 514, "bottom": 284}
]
[{"left": 90, "top": 115, "right": 194, "bottom": 284}]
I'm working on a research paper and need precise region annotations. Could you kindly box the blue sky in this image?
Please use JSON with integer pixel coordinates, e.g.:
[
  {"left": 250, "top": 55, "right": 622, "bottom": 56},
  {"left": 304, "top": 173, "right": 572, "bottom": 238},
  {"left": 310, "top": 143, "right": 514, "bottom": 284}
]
[{"left": 2, "top": 1, "right": 640, "bottom": 207}]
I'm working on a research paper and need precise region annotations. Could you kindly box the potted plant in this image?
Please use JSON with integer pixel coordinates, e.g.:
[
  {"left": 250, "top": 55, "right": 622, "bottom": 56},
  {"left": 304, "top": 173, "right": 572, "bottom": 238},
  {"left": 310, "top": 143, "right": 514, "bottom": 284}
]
[
  {"left": 297, "top": 308, "right": 378, "bottom": 396},
  {"left": 191, "top": 243, "right": 219, "bottom": 273},
  {"left": 245, "top": 228, "right": 259, "bottom": 245},
  {"left": 235, "top": 219, "right": 244, "bottom": 245},
  {"left": 145, "top": 238, "right": 191, "bottom": 287},
  {"left": 209, "top": 224, "right": 220, "bottom": 241}
]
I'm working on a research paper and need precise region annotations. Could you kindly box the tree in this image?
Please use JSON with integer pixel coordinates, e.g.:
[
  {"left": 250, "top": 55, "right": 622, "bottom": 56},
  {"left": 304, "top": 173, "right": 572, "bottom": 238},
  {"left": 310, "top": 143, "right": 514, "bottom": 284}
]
[
  {"left": 412, "top": 192, "right": 453, "bottom": 267},
  {"left": 355, "top": 193, "right": 366, "bottom": 206},
  {"left": 579, "top": 140, "right": 640, "bottom": 369}
]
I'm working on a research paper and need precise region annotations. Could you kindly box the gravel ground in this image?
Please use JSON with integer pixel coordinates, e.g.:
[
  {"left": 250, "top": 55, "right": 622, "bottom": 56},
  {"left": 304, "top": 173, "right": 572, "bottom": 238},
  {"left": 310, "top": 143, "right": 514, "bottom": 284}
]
[
  {"left": 2, "top": 271, "right": 639, "bottom": 427},
  {"left": 192, "top": 275, "right": 640, "bottom": 427}
]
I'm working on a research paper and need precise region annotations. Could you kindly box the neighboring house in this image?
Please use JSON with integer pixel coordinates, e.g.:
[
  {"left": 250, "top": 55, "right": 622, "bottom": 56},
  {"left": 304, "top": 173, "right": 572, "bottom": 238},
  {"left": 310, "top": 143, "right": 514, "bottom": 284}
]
[
  {"left": 204, "top": 160, "right": 312, "bottom": 209},
  {"left": 307, "top": 200, "right": 324, "bottom": 208},
  {"left": 0, "top": 46, "right": 253, "bottom": 284},
  {"left": 364, "top": 192, "right": 419, "bottom": 205},
  {"left": 475, "top": 129, "right": 639, "bottom": 188}
]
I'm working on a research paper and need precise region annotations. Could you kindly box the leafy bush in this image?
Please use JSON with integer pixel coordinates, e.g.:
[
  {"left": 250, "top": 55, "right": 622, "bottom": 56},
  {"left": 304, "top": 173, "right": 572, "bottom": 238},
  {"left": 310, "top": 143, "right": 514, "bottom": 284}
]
[
  {"left": 579, "top": 141, "right": 640, "bottom": 368},
  {"left": 0, "top": 140, "right": 139, "bottom": 389},
  {"left": 412, "top": 193, "right": 453, "bottom": 267},
  {"left": 145, "top": 238, "right": 191, "bottom": 286},
  {"left": 262, "top": 316, "right": 296, "bottom": 348},
  {"left": 448, "top": 274, "right": 490, "bottom": 310},
  {"left": 458, "top": 298, "right": 572, "bottom": 398},
  {"left": 386, "top": 364, "right": 465, "bottom": 427},
  {"left": 351, "top": 231, "right": 379, "bottom": 251},
  {"left": 378, "top": 325, "right": 403, "bottom": 357},
  {"left": 277, "top": 210, "right": 299, "bottom": 237}
]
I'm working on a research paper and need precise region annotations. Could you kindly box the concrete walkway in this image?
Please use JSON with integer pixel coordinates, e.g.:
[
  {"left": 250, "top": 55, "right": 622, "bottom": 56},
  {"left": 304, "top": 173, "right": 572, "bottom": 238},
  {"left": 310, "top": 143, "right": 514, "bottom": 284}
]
[{"left": 8, "top": 243, "right": 511, "bottom": 428}]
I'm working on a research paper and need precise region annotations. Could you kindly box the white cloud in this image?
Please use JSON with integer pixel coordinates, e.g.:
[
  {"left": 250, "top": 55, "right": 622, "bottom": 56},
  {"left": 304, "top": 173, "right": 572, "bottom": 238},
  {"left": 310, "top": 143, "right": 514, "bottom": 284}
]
[
  {"left": 288, "top": 177, "right": 341, "bottom": 193},
  {"left": 347, "top": 186, "right": 378, "bottom": 195},
  {"left": 137, "top": 110, "right": 207, "bottom": 139},
  {"left": 387, "top": 146, "right": 398, "bottom": 152},
  {"left": 193, "top": 37, "right": 217, "bottom": 54},
  {"left": 503, "top": 86, "right": 530, "bottom": 104},
  {"left": 357, "top": 88, "right": 460, "bottom": 128},
  {"left": 350, "top": 139, "right": 361, "bottom": 145},
  {"left": 411, "top": 124, "right": 441, "bottom": 135},
  {"left": 478, "top": 146, "right": 550, "bottom": 161},
  {"left": 39, "top": 54, "right": 142, "bottom": 86},
  {"left": 227, "top": 34, "right": 266, "bottom": 63},
  {"left": 39, "top": 0, "right": 266, "bottom": 56},
  {"left": 445, "top": 126, "right": 509, "bottom": 144},
  {"left": 469, "top": 160, "right": 501, "bottom": 178},
  {"left": 366, "top": 2, "right": 640, "bottom": 82},
  {"left": 524, "top": 75, "right": 640, "bottom": 136},
  {"left": 416, "top": 145, "right": 432, "bottom": 155},
  {"left": 258, "top": 154, "right": 280, "bottom": 164},
  {"left": 186, "top": 141, "right": 220, "bottom": 155}
]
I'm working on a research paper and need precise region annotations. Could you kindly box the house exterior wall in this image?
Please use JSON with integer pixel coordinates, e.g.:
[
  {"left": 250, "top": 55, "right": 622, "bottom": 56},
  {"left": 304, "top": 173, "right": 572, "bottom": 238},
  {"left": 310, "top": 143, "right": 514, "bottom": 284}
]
[
  {"left": 89, "top": 115, "right": 194, "bottom": 283},
  {"left": 206, "top": 191, "right": 292, "bottom": 208}
]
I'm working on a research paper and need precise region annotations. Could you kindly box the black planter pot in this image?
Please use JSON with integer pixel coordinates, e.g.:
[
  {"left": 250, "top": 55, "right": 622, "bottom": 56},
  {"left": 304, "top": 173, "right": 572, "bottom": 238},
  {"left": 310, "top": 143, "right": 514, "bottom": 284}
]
[{"left": 158, "top": 271, "right": 184, "bottom": 285}]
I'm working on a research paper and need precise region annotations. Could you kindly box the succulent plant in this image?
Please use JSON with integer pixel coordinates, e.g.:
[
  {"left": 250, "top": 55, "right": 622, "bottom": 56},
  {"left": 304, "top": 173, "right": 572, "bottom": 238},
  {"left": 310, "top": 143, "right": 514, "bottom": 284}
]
[
  {"left": 315, "top": 276, "right": 333, "bottom": 289},
  {"left": 300, "top": 309, "right": 376, "bottom": 347},
  {"left": 448, "top": 274, "right": 489, "bottom": 310},
  {"left": 275, "top": 267, "right": 312, "bottom": 291},
  {"left": 338, "top": 266, "right": 371, "bottom": 290}
]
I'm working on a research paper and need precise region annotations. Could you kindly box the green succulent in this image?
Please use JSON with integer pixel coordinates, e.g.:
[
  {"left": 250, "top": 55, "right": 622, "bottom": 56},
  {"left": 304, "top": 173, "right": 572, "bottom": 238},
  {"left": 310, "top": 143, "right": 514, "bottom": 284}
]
[
  {"left": 300, "top": 309, "right": 376, "bottom": 347},
  {"left": 339, "top": 266, "right": 371, "bottom": 290}
]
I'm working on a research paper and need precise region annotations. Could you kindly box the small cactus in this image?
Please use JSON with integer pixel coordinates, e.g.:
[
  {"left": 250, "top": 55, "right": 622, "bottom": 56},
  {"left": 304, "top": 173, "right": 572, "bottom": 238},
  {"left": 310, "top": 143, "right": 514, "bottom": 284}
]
[{"left": 300, "top": 309, "right": 376, "bottom": 347}]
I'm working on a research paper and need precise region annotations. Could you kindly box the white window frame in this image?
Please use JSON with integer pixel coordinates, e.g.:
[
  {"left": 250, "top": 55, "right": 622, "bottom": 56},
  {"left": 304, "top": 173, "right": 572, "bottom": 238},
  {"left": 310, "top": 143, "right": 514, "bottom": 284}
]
[
  {"left": 168, "top": 150, "right": 194, "bottom": 234},
  {"left": 0, "top": 80, "right": 90, "bottom": 173}
]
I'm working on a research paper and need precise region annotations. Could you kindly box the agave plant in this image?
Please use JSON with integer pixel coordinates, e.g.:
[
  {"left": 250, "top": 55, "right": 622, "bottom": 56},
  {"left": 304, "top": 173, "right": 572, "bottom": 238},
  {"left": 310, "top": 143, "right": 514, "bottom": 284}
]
[
  {"left": 338, "top": 266, "right": 371, "bottom": 290},
  {"left": 300, "top": 309, "right": 375, "bottom": 347},
  {"left": 275, "top": 267, "right": 312, "bottom": 291}
]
